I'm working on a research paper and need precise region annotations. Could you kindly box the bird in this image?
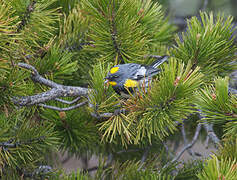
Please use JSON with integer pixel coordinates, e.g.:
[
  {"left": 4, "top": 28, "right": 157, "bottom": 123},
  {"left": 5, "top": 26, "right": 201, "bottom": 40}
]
[{"left": 105, "top": 55, "right": 168, "bottom": 96}]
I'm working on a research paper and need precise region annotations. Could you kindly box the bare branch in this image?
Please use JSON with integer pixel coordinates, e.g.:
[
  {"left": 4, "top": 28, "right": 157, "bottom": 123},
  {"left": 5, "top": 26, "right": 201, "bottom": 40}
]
[
  {"left": 173, "top": 123, "right": 201, "bottom": 162},
  {"left": 17, "top": 165, "right": 52, "bottom": 178},
  {"left": 201, "top": 0, "right": 208, "bottom": 11},
  {"left": 90, "top": 112, "right": 114, "bottom": 119},
  {"left": 203, "top": 122, "right": 220, "bottom": 147},
  {"left": 116, "top": 148, "right": 142, "bottom": 154},
  {"left": 38, "top": 101, "right": 88, "bottom": 111},
  {"left": 0, "top": 136, "right": 45, "bottom": 150},
  {"left": 83, "top": 153, "right": 113, "bottom": 173},
  {"left": 181, "top": 124, "right": 195, "bottom": 157},
  {"left": 90, "top": 106, "right": 126, "bottom": 119},
  {"left": 198, "top": 110, "right": 220, "bottom": 147},
  {"left": 138, "top": 146, "right": 150, "bottom": 170},
  {"left": 163, "top": 123, "right": 202, "bottom": 169},
  {"left": 204, "top": 135, "right": 210, "bottom": 149},
  {"left": 229, "top": 87, "right": 237, "bottom": 94},
  {"left": 55, "top": 97, "right": 81, "bottom": 104},
  {"left": 18, "top": 63, "right": 61, "bottom": 88},
  {"left": 13, "top": 63, "right": 90, "bottom": 106}
]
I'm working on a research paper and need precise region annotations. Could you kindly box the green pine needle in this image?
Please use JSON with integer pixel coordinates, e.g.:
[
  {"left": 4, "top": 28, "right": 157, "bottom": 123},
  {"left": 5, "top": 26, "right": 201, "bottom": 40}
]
[
  {"left": 197, "top": 155, "right": 237, "bottom": 180},
  {"left": 171, "top": 11, "right": 237, "bottom": 80},
  {"left": 81, "top": 0, "right": 174, "bottom": 64},
  {"left": 124, "top": 58, "right": 204, "bottom": 144},
  {"left": 196, "top": 77, "right": 237, "bottom": 124}
]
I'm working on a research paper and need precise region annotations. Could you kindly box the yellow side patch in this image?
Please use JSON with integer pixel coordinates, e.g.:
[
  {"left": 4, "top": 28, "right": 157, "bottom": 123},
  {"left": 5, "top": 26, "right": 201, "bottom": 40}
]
[
  {"left": 109, "top": 81, "right": 117, "bottom": 86},
  {"left": 110, "top": 67, "right": 119, "bottom": 74},
  {"left": 124, "top": 79, "right": 138, "bottom": 88}
]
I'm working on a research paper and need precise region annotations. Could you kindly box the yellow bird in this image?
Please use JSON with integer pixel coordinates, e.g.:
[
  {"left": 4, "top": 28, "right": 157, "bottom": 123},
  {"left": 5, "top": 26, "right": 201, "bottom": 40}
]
[{"left": 105, "top": 56, "right": 168, "bottom": 96}]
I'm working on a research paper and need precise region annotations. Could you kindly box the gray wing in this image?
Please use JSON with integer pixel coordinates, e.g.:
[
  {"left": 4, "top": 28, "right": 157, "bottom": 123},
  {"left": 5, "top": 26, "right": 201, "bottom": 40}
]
[
  {"left": 128, "top": 64, "right": 147, "bottom": 80},
  {"left": 126, "top": 64, "right": 159, "bottom": 80}
]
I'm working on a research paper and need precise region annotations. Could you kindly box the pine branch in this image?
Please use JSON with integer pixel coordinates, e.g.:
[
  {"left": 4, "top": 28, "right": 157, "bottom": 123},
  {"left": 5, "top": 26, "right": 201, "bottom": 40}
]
[
  {"left": 90, "top": 112, "right": 114, "bottom": 119},
  {"left": 17, "top": 165, "right": 52, "bottom": 178},
  {"left": 17, "top": 1, "right": 37, "bottom": 32},
  {"left": 12, "top": 63, "right": 89, "bottom": 106},
  {"left": 89, "top": 104, "right": 126, "bottom": 119},
  {"left": 0, "top": 136, "right": 45, "bottom": 150},
  {"left": 110, "top": 2, "right": 124, "bottom": 63}
]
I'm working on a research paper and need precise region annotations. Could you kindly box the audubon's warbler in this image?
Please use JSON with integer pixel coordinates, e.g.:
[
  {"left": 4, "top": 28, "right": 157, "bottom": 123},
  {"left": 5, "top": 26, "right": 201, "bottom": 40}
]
[{"left": 105, "top": 55, "right": 168, "bottom": 96}]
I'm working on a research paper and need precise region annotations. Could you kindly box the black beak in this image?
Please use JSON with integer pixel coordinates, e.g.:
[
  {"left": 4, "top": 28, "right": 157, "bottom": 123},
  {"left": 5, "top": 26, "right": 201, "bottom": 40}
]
[{"left": 104, "top": 75, "right": 112, "bottom": 80}]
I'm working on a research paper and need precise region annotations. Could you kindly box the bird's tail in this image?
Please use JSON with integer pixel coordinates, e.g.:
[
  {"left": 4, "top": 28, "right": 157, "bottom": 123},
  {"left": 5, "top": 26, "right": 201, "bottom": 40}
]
[{"left": 150, "top": 55, "right": 169, "bottom": 68}]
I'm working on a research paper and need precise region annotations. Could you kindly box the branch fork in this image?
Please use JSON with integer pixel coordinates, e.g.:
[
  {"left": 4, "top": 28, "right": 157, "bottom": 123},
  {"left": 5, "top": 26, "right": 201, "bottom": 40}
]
[{"left": 12, "top": 63, "right": 90, "bottom": 110}]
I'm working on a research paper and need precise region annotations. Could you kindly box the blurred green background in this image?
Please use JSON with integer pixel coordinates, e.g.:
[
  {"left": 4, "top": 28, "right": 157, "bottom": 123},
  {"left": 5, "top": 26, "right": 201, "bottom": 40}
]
[{"left": 158, "top": 0, "right": 237, "bottom": 18}]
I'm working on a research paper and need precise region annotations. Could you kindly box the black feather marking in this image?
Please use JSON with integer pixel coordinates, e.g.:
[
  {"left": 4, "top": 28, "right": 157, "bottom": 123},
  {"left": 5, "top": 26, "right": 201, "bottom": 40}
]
[{"left": 150, "top": 55, "right": 169, "bottom": 68}]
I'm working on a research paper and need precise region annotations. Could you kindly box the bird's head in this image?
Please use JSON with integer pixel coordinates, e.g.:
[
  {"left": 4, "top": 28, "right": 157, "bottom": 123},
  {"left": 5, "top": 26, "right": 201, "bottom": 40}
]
[{"left": 104, "top": 66, "right": 121, "bottom": 86}]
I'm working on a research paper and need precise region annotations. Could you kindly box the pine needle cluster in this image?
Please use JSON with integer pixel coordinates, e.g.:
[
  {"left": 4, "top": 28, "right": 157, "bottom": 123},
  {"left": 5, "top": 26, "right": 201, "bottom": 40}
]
[{"left": 0, "top": 0, "right": 236, "bottom": 179}]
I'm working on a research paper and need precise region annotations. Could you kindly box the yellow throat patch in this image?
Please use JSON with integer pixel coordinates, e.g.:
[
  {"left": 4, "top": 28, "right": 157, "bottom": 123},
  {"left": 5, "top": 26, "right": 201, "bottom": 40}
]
[
  {"left": 109, "top": 81, "right": 117, "bottom": 86},
  {"left": 124, "top": 79, "right": 138, "bottom": 88},
  {"left": 110, "top": 67, "right": 119, "bottom": 74}
]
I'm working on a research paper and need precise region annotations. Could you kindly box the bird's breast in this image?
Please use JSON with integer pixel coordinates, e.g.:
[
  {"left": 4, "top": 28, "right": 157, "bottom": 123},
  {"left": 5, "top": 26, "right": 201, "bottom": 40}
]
[{"left": 124, "top": 79, "right": 139, "bottom": 88}]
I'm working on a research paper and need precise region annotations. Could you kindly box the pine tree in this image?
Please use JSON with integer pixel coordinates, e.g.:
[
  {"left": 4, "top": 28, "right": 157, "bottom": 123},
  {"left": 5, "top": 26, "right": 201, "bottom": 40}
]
[{"left": 0, "top": 0, "right": 236, "bottom": 179}]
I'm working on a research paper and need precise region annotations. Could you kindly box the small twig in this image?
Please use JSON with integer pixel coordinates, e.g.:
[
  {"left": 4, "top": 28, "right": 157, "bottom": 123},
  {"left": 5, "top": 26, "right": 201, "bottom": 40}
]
[
  {"left": 17, "top": 1, "right": 36, "bottom": 32},
  {"left": 110, "top": 1, "right": 124, "bottom": 63},
  {"left": 138, "top": 146, "right": 150, "bottom": 170},
  {"left": 83, "top": 153, "right": 113, "bottom": 173},
  {"left": 162, "top": 142, "right": 169, "bottom": 153},
  {"left": 55, "top": 97, "right": 81, "bottom": 105},
  {"left": 38, "top": 101, "right": 88, "bottom": 111},
  {"left": 90, "top": 112, "right": 114, "bottom": 119},
  {"left": 171, "top": 16, "right": 188, "bottom": 29},
  {"left": 61, "top": 156, "right": 71, "bottom": 164},
  {"left": 162, "top": 142, "right": 175, "bottom": 159},
  {"left": 90, "top": 108, "right": 126, "bottom": 119},
  {"left": 203, "top": 122, "right": 220, "bottom": 148},
  {"left": 204, "top": 135, "right": 210, "bottom": 149},
  {"left": 116, "top": 148, "right": 142, "bottom": 154},
  {"left": 229, "top": 87, "right": 237, "bottom": 94},
  {"left": 198, "top": 110, "right": 220, "bottom": 148},
  {"left": 163, "top": 123, "right": 202, "bottom": 169},
  {"left": 174, "top": 123, "right": 201, "bottom": 162},
  {"left": 198, "top": 110, "right": 220, "bottom": 147},
  {"left": 141, "top": 149, "right": 150, "bottom": 163},
  {"left": 144, "top": 55, "right": 164, "bottom": 59},
  {"left": 0, "top": 136, "right": 45, "bottom": 150},
  {"left": 201, "top": 0, "right": 208, "bottom": 11},
  {"left": 18, "top": 165, "right": 52, "bottom": 178},
  {"left": 181, "top": 124, "right": 195, "bottom": 157}
]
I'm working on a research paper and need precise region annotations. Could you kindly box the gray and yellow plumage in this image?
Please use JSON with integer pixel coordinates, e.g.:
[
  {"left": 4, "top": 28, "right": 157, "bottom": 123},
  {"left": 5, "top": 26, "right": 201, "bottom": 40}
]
[{"left": 105, "top": 55, "right": 168, "bottom": 96}]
